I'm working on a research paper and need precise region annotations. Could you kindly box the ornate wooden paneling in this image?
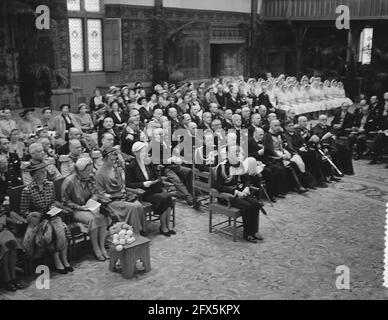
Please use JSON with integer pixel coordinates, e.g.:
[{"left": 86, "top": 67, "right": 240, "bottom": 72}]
[
  {"left": 262, "top": 0, "right": 388, "bottom": 20},
  {"left": 105, "top": 4, "right": 249, "bottom": 81},
  {"left": 121, "top": 19, "right": 151, "bottom": 82}
]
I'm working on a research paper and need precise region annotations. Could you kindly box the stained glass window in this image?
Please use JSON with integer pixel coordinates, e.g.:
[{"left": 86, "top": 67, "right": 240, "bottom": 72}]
[
  {"left": 69, "top": 18, "right": 84, "bottom": 72},
  {"left": 67, "top": 0, "right": 81, "bottom": 11},
  {"left": 87, "top": 19, "right": 103, "bottom": 71},
  {"left": 84, "top": 0, "right": 101, "bottom": 12}
]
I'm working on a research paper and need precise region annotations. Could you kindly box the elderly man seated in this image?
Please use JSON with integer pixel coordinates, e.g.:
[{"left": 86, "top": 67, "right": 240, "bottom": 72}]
[
  {"left": 59, "top": 139, "right": 90, "bottom": 177},
  {"left": 262, "top": 120, "right": 308, "bottom": 194}
]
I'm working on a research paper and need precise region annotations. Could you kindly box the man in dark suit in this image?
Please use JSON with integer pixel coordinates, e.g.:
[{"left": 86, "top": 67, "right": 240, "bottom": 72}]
[
  {"left": 332, "top": 102, "right": 356, "bottom": 137},
  {"left": 369, "top": 101, "right": 388, "bottom": 164},
  {"left": 262, "top": 120, "right": 308, "bottom": 194},
  {"left": 294, "top": 116, "right": 328, "bottom": 188},
  {"left": 258, "top": 85, "right": 286, "bottom": 121},
  {"left": 369, "top": 95, "right": 383, "bottom": 121},
  {"left": 352, "top": 104, "right": 380, "bottom": 159},
  {"left": 248, "top": 127, "right": 287, "bottom": 201}
]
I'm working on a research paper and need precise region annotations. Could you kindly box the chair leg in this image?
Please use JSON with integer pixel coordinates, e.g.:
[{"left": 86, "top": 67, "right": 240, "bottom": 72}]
[
  {"left": 233, "top": 218, "right": 237, "bottom": 242},
  {"left": 209, "top": 209, "right": 213, "bottom": 233},
  {"left": 172, "top": 203, "right": 176, "bottom": 228},
  {"left": 228, "top": 217, "right": 232, "bottom": 226}
]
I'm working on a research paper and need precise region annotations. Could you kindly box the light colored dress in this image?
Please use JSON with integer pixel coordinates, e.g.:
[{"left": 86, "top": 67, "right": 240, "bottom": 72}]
[
  {"left": 95, "top": 165, "right": 145, "bottom": 233},
  {"left": 62, "top": 173, "right": 110, "bottom": 233}
]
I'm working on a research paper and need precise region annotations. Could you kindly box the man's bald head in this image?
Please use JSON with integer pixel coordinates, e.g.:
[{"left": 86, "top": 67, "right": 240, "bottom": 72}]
[
  {"left": 298, "top": 116, "right": 308, "bottom": 128},
  {"left": 29, "top": 143, "right": 45, "bottom": 161},
  {"left": 270, "top": 119, "right": 282, "bottom": 134},
  {"left": 69, "top": 127, "right": 81, "bottom": 140},
  {"left": 254, "top": 127, "right": 265, "bottom": 141},
  {"left": 69, "top": 139, "right": 82, "bottom": 156}
]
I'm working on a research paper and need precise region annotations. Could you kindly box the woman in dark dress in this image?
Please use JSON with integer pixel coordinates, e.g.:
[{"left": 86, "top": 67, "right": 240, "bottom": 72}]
[
  {"left": 109, "top": 101, "right": 127, "bottom": 132},
  {"left": 126, "top": 142, "right": 175, "bottom": 237}
]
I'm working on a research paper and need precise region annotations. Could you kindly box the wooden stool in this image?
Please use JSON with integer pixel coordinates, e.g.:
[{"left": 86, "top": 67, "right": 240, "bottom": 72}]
[{"left": 109, "top": 236, "right": 151, "bottom": 279}]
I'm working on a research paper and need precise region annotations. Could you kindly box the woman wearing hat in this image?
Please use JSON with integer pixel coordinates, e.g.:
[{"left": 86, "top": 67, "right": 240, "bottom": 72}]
[
  {"left": 95, "top": 147, "right": 146, "bottom": 235},
  {"left": 75, "top": 103, "right": 94, "bottom": 134},
  {"left": 20, "top": 161, "right": 73, "bottom": 274},
  {"left": 126, "top": 142, "right": 175, "bottom": 237},
  {"left": 62, "top": 157, "right": 111, "bottom": 261},
  {"left": 17, "top": 108, "right": 42, "bottom": 139},
  {"left": 54, "top": 104, "right": 81, "bottom": 141}
]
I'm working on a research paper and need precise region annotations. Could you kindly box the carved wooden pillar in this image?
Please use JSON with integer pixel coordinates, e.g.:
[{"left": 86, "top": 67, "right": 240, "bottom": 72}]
[
  {"left": 249, "top": 0, "right": 259, "bottom": 77},
  {"left": 290, "top": 22, "right": 309, "bottom": 78},
  {"left": 346, "top": 22, "right": 361, "bottom": 99}
]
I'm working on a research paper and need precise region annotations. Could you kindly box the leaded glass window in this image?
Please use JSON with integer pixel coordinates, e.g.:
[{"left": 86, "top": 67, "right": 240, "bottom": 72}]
[
  {"left": 84, "top": 0, "right": 101, "bottom": 12},
  {"left": 87, "top": 19, "right": 103, "bottom": 71},
  {"left": 69, "top": 18, "right": 84, "bottom": 72},
  {"left": 67, "top": 0, "right": 81, "bottom": 11}
]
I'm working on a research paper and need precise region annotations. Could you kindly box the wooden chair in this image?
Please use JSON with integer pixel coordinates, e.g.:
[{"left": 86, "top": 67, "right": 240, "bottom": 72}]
[
  {"left": 126, "top": 185, "right": 176, "bottom": 230},
  {"left": 56, "top": 177, "right": 90, "bottom": 260},
  {"left": 208, "top": 167, "right": 244, "bottom": 242},
  {"left": 192, "top": 166, "right": 211, "bottom": 208}
]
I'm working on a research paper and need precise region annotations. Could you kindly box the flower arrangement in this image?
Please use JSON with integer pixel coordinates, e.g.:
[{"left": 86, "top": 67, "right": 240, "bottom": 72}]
[{"left": 109, "top": 222, "right": 136, "bottom": 252}]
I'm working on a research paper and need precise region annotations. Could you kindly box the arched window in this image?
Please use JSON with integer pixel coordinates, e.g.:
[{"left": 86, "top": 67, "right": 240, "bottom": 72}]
[{"left": 133, "top": 38, "right": 145, "bottom": 70}]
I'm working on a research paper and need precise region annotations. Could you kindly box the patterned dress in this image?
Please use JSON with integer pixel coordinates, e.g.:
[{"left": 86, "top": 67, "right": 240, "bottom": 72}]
[{"left": 20, "top": 180, "right": 68, "bottom": 257}]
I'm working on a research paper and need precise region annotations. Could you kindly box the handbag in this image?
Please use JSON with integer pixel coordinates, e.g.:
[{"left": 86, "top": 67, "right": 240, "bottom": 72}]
[{"left": 35, "top": 219, "right": 53, "bottom": 248}]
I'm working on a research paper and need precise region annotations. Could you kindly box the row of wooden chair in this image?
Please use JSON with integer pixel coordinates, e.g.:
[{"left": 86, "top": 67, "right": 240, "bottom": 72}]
[{"left": 8, "top": 175, "right": 176, "bottom": 275}]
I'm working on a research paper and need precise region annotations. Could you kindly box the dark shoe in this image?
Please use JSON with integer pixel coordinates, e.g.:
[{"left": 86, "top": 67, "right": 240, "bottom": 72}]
[
  {"left": 318, "top": 182, "right": 328, "bottom": 188},
  {"left": 64, "top": 266, "right": 74, "bottom": 273},
  {"left": 269, "top": 197, "right": 277, "bottom": 203},
  {"left": 54, "top": 268, "right": 68, "bottom": 274},
  {"left": 276, "top": 194, "right": 286, "bottom": 199},
  {"left": 309, "top": 186, "right": 317, "bottom": 190},
  {"left": 95, "top": 255, "right": 106, "bottom": 262},
  {"left": 330, "top": 176, "right": 341, "bottom": 182},
  {"left": 354, "top": 154, "right": 360, "bottom": 160},
  {"left": 244, "top": 236, "right": 258, "bottom": 243},
  {"left": 139, "top": 230, "right": 147, "bottom": 237},
  {"left": 296, "top": 187, "right": 308, "bottom": 194},
  {"left": 168, "top": 229, "right": 177, "bottom": 235},
  {"left": 5, "top": 282, "right": 17, "bottom": 292},
  {"left": 193, "top": 200, "right": 201, "bottom": 210},
  {"left": 159, "top": 228, "right": 171, "bottom": 237},
  {"left": 13, "top": 280, "right": 25, "bottom": 290},
  {"left": 12, "top": 280, "right": 25, "bottom": 290},
  {"left": 254, "top": 233, "right": 264, "bottom": 241},
  {"left": 369, "top": 159, "right": 377, "bottom": 165},
  {"left": 186, "top": 196, "right": 194, "bottom": 206}
]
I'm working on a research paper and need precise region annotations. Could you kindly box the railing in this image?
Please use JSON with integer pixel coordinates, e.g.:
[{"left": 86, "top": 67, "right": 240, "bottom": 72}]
[{"left": 262, "top": 0, "right": 388, "bottom": 20}]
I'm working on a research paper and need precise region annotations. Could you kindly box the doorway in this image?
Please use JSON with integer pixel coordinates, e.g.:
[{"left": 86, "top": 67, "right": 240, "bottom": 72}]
[{"left": 210, "top": 43, "right": 244, "bottom": 77}]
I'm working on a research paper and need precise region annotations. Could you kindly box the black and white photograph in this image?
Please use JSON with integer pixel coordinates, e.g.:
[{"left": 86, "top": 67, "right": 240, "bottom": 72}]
[{"left": 0, "top": 0, "right": 387, "bottom": 302}]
